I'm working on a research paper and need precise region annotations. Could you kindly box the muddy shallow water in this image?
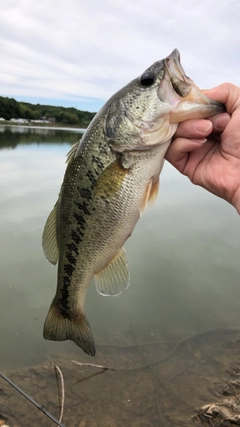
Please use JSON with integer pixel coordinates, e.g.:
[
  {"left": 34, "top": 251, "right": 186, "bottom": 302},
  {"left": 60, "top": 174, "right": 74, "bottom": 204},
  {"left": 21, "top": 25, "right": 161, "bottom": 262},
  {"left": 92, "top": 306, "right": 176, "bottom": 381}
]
[{"left": 2, "top": 328, "right": 240, "bottom": 426}]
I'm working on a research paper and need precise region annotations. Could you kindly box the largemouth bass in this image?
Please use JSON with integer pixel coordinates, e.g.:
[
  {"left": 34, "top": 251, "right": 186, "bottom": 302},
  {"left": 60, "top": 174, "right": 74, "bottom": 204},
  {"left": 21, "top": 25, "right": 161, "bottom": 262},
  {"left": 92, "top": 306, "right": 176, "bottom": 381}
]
[{"left": 42, "top": 49, "right": 225, "bottom": 356}]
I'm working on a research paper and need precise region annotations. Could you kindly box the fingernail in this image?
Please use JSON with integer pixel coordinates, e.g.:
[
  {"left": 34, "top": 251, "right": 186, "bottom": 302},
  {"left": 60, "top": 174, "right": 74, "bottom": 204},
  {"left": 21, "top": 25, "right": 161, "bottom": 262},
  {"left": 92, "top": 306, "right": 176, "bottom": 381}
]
[
  {"left": 191, "top": 138, "right": 207, "bottom": 144},
  {"left": 194, "top": 121, "right": 212, "bottom": 134}
]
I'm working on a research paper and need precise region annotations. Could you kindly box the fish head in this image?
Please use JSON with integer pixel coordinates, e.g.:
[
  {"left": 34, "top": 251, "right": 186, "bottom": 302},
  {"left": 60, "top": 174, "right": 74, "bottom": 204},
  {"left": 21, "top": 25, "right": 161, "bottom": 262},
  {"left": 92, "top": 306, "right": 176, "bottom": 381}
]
[{"left": 105, "top": 49, "right": 225, "bottom": 151}]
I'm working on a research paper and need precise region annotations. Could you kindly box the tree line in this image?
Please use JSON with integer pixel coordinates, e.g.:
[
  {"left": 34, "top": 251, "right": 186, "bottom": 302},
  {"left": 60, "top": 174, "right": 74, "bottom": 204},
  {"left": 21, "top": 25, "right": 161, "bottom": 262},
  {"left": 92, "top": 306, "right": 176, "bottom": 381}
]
[{"left": 0, "top": 96, "right": 96, "bottom": 127}]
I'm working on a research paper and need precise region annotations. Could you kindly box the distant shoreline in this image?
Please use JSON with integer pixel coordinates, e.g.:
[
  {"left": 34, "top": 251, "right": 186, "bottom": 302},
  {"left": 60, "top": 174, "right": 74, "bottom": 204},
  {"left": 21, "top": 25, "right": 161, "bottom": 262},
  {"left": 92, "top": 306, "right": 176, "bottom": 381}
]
[{"left": 0, "top": 96, "right": 95, "bottom": 128}]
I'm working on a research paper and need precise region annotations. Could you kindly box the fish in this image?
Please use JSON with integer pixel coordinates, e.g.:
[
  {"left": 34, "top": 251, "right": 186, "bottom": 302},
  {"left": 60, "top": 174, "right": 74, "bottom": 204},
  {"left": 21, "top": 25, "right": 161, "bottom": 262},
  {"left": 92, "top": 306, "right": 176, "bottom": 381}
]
[{"left": 42, "top": 49, "right": 225, "bottom": 356}]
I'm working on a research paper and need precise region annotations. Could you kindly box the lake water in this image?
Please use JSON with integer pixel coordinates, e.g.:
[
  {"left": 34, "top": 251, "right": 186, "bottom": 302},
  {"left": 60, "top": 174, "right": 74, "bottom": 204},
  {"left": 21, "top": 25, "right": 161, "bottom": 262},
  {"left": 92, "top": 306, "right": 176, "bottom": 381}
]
[{"left": 0, "top": 125, "right": 240, "bottom": 426}]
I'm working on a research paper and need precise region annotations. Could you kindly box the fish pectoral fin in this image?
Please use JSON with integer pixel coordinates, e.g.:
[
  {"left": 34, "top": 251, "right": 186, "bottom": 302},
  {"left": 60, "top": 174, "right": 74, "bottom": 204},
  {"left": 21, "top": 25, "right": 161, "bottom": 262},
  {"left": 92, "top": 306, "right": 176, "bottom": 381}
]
[
  {"left": 94, "top": 248, "right": 130, "bottom": 296},
  {"left": 43, "top": 303, "right": 96, "bottom": 356},
  {"left": 140, "top": 177, "right": 159, "bottom": 216},
  {"left": 94, "top": 159, "right": 129, "bottom": 199},
  {"left": 42, "top": 202, "right": 59, "bottom": 265}
]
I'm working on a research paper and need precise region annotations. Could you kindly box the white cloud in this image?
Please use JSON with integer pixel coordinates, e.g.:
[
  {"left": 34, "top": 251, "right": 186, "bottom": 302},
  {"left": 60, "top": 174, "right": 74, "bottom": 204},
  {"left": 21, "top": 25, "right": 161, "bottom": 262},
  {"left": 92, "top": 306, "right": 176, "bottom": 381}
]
[{"left": 0, "top": 0, "right": 239, "bottom": 110}]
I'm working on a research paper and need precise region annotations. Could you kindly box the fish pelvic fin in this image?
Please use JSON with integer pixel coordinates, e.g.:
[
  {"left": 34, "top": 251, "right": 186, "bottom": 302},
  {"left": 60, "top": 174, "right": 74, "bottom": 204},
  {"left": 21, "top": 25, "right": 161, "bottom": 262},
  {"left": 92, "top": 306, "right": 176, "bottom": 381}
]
[
  {"left": 140, "top": 177, "right": 160, "bottom": 216},
  {"left": 42, "top": 202, "right": 59, "bottom": 265},
  {"left": 43, "top": 303, "right": 96, "bottom": 356},
  {"left": 148, "top": 177, "right": 160, "bottom": 207},
  {"left": 94, "top": 248, "right": 130, "bottom": 296}
]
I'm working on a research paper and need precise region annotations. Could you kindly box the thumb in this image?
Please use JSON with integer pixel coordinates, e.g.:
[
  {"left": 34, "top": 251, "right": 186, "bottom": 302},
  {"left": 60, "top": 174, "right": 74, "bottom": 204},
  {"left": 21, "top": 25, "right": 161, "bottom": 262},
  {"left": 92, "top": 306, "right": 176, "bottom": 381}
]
[{"left": 203, "top": 83, "right": 240, "bottom": 114}]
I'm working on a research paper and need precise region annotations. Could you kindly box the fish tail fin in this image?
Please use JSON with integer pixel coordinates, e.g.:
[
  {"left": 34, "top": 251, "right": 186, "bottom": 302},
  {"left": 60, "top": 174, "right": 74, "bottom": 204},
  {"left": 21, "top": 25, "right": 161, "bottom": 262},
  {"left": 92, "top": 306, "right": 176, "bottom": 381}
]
[{"left": 43, "top": 303, "right": 96, "bottom": 356}]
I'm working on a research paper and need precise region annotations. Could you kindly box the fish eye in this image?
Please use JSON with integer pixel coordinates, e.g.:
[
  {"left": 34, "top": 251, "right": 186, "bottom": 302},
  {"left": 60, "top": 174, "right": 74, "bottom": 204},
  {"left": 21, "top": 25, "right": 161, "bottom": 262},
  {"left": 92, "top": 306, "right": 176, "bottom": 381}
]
[{"left": 140, "top": 71, "right": 155, "bottom": 87}]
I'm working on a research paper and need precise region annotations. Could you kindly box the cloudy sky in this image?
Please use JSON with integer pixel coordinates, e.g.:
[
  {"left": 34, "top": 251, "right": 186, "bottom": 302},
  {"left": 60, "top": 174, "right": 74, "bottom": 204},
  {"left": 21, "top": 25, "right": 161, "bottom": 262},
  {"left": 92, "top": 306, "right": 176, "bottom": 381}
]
[{"left": 0, "top": 0, "right": 239, "bottom": 112}]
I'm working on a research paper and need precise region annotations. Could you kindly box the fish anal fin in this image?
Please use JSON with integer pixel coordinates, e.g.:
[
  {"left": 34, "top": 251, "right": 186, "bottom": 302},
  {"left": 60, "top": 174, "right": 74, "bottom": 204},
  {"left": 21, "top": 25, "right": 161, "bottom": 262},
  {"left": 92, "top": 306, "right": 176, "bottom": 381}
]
[
  {"left": 95, "top": 248, "right": 130, "bottom": 296},
  {"left": 42, "top": 203, "right": 59, "bottom": 265},
  {"left": 43, "top": 303, "right": 96, "bottom": 356}
]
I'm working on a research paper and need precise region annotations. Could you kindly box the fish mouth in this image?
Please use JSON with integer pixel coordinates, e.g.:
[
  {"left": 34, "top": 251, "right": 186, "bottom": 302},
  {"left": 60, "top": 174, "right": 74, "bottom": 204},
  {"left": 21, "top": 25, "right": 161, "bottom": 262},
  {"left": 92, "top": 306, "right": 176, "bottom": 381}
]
[
  {"left": 165, "top": 49, "right": 194, "bottom": 98},
  {"left": 159, "top": 49, "right": 225, "bottom": 122}
]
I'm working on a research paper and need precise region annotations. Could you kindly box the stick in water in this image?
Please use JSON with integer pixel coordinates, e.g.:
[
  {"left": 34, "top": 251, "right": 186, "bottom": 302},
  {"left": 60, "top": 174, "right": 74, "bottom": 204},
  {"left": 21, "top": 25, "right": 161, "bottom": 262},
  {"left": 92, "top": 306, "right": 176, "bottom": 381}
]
[{"left": 53, "top": 364, "right": 65, "bottom": 423}]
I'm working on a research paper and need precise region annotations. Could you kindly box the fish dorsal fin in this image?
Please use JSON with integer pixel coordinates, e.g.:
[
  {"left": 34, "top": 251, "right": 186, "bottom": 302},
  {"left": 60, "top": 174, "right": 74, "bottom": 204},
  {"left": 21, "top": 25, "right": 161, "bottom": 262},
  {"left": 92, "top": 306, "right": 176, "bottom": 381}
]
[
  {"left": 95, "top": 248, "right": 130, "bottom": 296},
  {"left": 42, "top": 202, "right": 59, "bottom": 265},
  {"left": 66, "top": 140, "right": 80, "bottom": 164}
]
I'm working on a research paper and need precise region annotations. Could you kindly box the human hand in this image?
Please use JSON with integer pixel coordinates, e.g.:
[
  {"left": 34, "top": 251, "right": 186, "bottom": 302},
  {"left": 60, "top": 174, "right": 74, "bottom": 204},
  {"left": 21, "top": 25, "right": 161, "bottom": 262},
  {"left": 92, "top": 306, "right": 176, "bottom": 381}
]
[{"left": 166, "top": 83, "right": 240, "bottom": 214}]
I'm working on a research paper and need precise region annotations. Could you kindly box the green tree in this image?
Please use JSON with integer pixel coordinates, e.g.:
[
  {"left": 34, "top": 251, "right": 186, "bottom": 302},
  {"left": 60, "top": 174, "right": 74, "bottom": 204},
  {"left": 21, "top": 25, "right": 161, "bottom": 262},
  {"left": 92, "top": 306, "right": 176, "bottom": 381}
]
[{"left": 0, "top": 96, "right": 96, "bottom": 126}]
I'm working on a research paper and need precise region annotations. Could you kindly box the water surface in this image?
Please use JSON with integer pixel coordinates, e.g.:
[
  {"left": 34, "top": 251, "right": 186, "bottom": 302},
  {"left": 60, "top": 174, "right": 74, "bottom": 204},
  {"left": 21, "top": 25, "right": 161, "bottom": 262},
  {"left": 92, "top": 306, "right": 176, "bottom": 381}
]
[{"left": 0, "top": 126, "right": 240, "bottom": 425}]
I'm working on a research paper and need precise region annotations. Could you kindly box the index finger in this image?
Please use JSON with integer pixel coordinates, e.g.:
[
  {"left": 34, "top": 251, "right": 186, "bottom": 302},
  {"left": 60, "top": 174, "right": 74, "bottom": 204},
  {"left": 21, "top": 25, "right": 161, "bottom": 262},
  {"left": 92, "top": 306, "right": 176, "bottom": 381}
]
[
  {"left": 174, "top": 113, "right": 230, "bottom": 139},
  {"left": 174, "top": 119, "right": 212, "bottom": 139}
]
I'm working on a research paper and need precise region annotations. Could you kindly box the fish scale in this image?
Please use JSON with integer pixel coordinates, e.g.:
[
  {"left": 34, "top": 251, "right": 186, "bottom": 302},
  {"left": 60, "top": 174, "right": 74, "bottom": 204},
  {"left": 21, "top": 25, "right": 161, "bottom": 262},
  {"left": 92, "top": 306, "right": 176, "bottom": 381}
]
[{"left": 42, "top": 49, "right": 225, "bottom": 355}]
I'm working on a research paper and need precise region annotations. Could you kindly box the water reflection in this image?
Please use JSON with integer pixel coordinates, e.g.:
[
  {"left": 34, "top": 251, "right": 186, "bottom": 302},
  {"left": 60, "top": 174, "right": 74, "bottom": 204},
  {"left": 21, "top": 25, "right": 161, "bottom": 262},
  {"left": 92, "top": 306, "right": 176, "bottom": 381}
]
[{"left": 0, "top": 125, "right": 84, "bottom": 149}]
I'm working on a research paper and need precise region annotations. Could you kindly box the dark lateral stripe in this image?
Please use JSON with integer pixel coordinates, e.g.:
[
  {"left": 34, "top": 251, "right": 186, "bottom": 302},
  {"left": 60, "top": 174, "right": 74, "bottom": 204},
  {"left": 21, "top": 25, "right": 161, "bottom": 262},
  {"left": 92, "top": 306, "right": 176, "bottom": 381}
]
[
  {"left": 66, "top": 242, "right": 78, "bottom": 254},
  {"left": 59, "top": 276, "right": 71, "bottom": 315},
  {"left": 79, "top": 187, "right": 92, "bottom": 199},
  {"left": 73, "top": 212, "right": 86, "bottom": 226},
  {"left": 64, "top": 263, "right": 75, "bottom": 276},
  {"left": 66, "top": 252, "right": 76, "bottom": 265},
  {"left": 71, "top": 229, "right": 84, "bottom": 244},
  {"left": 86, "top": 169, "right": 96, "bottom": 184},
  {"left": 76, "top": 202, "right": 91, "bottom": 215},
  {"left": 91, "top": 155, "right": 105, "bottom": 169}
]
